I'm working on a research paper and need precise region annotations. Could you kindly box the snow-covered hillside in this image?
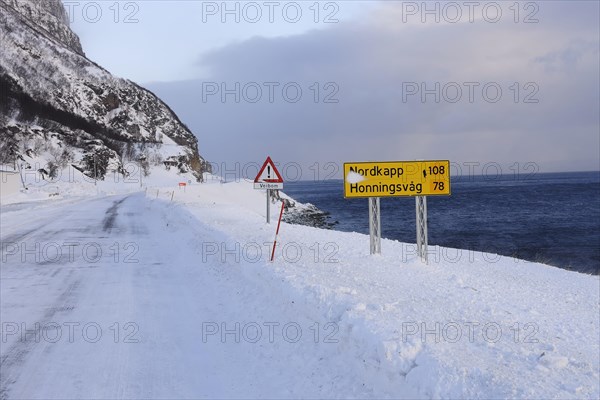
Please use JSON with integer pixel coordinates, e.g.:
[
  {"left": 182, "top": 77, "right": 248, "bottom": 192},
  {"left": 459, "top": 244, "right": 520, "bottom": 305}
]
[
  {"left": 0, "top": 0, "right": 207, "bottom": 182},
  {"left": 1, "top": 176, "right": 598, "bottom": 399}
]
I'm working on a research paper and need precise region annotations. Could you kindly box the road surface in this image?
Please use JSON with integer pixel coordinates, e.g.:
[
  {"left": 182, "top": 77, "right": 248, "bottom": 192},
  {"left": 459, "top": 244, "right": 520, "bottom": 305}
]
[{"left": 0, "top": 193, "right": 354, "bottom": 399}]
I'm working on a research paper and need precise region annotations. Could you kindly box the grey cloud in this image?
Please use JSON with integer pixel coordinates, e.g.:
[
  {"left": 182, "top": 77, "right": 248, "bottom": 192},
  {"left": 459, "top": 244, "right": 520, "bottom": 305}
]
[
  {"left": 148, "top": 1, "right": 599, "bottom": 176},
  {"left": 534, "top": 39, "right": 599, "bottom": 72}
]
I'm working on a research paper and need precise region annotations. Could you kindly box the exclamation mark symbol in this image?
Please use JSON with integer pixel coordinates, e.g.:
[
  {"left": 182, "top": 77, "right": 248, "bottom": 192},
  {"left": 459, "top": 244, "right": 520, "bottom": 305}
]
[{"left": 267, "top": 165, "right": 271, "bottom": 179}]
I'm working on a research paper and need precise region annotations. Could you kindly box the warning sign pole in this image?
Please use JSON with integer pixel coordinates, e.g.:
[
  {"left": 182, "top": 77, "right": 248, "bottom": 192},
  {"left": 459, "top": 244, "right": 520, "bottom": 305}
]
[{"left": 266, "top": 189, "right": 271, "bottom": 224}]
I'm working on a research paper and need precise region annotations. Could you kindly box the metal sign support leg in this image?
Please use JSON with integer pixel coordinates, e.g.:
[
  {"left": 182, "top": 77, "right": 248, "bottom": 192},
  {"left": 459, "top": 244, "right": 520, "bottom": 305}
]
[
  {"left": 266, "top": 189, "right": 271, "bottom": 224},
  {"left": 416, "top": 195, "right": 428, "bottom": 264},
  {"left": 369, "top": 197, "right": 381, "bottom": 254}
]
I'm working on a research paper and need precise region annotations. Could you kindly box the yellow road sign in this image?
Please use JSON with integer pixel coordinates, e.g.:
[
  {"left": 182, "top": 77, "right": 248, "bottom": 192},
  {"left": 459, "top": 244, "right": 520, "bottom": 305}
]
[{"left": 343, "top": 160, "right": 451, "bottom": 198}]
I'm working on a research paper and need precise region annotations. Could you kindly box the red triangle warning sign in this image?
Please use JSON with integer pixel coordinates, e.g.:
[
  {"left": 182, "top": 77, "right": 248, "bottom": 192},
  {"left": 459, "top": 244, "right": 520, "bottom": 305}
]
[{"left": 254, "top": 156, "right": 284, "bottom": 183}]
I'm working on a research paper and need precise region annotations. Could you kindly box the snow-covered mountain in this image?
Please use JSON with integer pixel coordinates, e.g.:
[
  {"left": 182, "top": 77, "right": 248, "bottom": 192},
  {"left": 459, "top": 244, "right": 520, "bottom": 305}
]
[{"left": 0, "top": 0, "right": 207, "bottom": 181}]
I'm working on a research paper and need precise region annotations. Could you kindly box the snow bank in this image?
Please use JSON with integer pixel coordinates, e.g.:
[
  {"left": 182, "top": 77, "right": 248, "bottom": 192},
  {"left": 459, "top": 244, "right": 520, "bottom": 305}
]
[{"left": 150, "top": 176, "right": 599, "bottom": 399}]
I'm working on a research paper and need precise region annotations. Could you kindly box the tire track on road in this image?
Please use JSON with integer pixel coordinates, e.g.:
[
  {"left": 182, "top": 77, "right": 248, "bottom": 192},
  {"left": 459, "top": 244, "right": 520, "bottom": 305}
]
[
  {"left": 1, "top": 194, "right": 134, "bottom": 399},
  {"left": 0, "top": 276, "right": 81, "bottom": 400}
]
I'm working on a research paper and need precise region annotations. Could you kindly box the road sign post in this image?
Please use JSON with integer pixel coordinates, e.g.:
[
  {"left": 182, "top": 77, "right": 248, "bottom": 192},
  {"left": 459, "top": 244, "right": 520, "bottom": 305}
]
[
  {"left": 369, "top": 197, "right": 381, "bottom": 254},
  {"left": 416, "top": 195, "right": 428, "bottom": 264},
  {"left": 254, "top": 156, "right": 284, "bottom": 224},
  {"left": 343, "top": 160, "right": 450, "bottom": 260}
]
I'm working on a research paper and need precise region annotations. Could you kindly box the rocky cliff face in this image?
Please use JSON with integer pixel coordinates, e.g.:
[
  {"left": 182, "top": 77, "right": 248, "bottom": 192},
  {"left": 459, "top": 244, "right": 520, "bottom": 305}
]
[
  {"left": 0, "top": 0, "right": 207, "bottom": 181},
  {"left": 1, "top": 0, "right": 84, "bottom": 55}
]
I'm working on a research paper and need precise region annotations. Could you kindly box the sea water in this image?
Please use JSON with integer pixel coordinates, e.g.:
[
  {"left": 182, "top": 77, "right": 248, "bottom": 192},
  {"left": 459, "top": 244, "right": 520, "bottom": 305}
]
[{"left": 284, "top": 171, "right": 600, "bottom": 274}]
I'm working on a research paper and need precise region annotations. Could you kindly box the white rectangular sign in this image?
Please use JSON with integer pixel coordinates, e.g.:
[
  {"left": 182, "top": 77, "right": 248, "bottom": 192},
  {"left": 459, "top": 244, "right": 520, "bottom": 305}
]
[{"left": 254, "top": 182, "right": 284, "bottom": 190}]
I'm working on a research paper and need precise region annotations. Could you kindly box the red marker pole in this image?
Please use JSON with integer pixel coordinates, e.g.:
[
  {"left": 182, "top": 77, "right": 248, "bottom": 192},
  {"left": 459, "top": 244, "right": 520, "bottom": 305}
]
[{"left": 270, "top": 201, "right": 285, "bottom": 262}]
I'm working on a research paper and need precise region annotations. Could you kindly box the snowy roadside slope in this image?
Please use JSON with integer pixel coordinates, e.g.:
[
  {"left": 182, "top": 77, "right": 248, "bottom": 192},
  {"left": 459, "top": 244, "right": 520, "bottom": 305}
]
[
  {"left": 171, "top": 178, "right": 600, "bottom": 399},
  {"left": 0, "top": 162, "right": 198, "bottom": 206}
]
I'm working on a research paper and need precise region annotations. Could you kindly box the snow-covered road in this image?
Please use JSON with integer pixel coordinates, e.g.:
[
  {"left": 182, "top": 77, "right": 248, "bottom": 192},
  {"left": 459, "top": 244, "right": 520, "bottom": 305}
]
[{"left": 0, "top": 193, "right": 367, "bottom": 399}]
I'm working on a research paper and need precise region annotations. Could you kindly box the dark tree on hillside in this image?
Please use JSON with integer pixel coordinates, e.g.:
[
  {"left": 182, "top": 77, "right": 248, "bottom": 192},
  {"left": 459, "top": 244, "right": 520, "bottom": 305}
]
[
  {"left": 81, "top": 148, "right": 112, "bottom": 180},
  {"left": 0, "top": 129, "right": 19, "bottom": 166}
]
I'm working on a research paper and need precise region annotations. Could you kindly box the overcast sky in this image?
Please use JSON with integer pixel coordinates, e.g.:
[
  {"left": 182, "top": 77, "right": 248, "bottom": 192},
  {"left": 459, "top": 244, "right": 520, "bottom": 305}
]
[{"left": 70, "top": 1, "right": 599, "bottom": 179}]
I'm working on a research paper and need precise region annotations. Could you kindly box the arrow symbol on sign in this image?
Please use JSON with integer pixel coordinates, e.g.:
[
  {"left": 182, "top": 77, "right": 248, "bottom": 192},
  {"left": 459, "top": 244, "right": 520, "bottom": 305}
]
[{"left": 423, "top": 169, "right": 427, "bottom": 179}]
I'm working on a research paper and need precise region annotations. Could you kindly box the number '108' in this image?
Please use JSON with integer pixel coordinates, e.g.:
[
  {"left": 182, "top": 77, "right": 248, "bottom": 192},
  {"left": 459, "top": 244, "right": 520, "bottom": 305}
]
[{"left": 429, "top": 166, "right": 445, "bottom": 175}]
